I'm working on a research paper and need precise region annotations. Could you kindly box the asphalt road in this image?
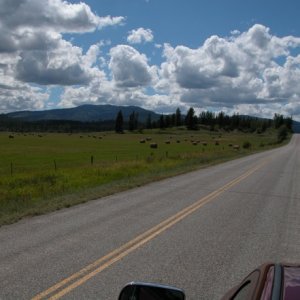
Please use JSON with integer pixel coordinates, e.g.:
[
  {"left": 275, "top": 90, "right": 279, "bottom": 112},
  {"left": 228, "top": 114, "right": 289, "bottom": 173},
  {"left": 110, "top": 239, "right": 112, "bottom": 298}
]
[{"left": 1, "top": 135, "right": 300, "bottom": 300}]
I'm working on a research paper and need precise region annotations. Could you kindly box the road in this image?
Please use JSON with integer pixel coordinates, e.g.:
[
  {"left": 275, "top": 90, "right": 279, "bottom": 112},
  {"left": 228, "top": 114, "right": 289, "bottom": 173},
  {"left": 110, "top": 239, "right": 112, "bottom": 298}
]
[{"left": 1, "top": 135, "right": 300, "bottom": 300}]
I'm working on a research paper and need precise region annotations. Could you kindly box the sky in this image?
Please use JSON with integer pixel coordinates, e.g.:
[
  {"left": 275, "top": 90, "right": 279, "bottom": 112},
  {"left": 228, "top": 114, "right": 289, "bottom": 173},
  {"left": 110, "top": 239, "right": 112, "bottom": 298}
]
[{"left": 1, "top": 0, "right": 300, "bottom": 120}]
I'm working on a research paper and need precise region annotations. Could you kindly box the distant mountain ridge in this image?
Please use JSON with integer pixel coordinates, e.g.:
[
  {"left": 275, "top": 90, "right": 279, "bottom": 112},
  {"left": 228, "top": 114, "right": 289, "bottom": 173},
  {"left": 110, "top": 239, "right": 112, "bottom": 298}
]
[
  {"left": 4, "top": 105, "right": 300, "bottom": 132},
  {"left": 6, "top": 104, "right": 160, "bottom": 122},
  {"left": 293, "top": 120, "right": 300, "bottom": 133}
]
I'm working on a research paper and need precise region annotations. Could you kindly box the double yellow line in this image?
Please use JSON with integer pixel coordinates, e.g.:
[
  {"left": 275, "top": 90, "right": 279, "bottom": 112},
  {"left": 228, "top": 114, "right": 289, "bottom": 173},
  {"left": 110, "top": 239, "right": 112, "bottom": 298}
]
[{"left": 32, "top": 160, "right": 267, "bottom": 300}]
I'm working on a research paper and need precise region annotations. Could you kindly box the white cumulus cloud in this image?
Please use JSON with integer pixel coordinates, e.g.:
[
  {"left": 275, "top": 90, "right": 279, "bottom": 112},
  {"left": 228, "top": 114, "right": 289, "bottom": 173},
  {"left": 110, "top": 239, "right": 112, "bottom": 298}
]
[
  {"left": 157, "top": 24, "right": 300, "bottom": 118},
  {"left": 109, "top": 45, "right": 157, "bottom": 87},
  {"left": 127, "top": 28, "right": 154, "bottom": 44},
  {"left": 0, "top": 0, "right": 124, "bottom": 112},
  {"left": 0, "top": 0, "right": 124, "bottom": 35},
  {"left": 59, "top": 24, "right": 300, "bottom": 119}
]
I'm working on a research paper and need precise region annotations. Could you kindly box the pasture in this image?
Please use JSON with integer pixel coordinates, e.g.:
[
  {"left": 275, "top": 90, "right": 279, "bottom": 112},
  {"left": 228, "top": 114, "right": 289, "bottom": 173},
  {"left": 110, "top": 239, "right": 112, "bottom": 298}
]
[{"left": 0, "top": 128, "right": 283, "bottom": 225}]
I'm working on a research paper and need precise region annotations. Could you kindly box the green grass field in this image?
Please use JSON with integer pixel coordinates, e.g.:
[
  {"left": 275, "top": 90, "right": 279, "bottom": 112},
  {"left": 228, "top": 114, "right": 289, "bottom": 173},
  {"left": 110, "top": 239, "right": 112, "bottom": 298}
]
[{"left": 0, "top": 128, "right": 286, "bottom": 225}]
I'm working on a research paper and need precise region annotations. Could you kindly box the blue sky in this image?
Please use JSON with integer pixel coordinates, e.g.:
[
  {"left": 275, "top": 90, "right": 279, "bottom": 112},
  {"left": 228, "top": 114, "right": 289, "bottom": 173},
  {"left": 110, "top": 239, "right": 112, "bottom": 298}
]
[
  {"left": 1, "top": 0, "right": 300, "bottom": 119},
  {"left": 79, "top": 0, "right": 300, "bottom": 47}
]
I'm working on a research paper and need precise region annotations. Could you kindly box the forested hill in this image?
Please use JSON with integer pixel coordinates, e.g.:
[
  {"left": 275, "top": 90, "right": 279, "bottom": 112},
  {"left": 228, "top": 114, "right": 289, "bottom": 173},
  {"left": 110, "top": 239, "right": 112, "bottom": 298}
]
[{"left": 5, "top": 104, "right": 160, "bottom": 123}]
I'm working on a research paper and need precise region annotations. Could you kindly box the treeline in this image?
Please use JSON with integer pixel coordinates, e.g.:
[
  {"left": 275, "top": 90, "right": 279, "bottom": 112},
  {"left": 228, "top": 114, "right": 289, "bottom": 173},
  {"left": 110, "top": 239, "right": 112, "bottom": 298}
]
[
  {"left": 0, "top": 107, "right": 293, "bottom": 135},
  {"left": 115, "top": 107, "right": 293, "bottom": 134},
  {"left": 0, "top": 116, "right": 116, "bottom": 132}
]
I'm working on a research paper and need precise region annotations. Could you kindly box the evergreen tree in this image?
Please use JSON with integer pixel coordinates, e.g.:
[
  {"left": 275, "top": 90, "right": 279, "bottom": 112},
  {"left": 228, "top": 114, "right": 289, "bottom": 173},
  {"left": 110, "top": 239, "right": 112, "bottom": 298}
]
[
  {"left": 165, "top": 115, "right": 171, "bottom": 128},
  {"left": 217, "top": 111, "right": 225, "bottom": 128},
  {"left": 159, "top": 115, "right": 165, "bottom": 129},
  {"left": 115, "top": 110, "right": 124, "bottom": 133},
  {"left": 274, "top": 113, "right": 284, "bottom": 129},
  {"left": 284, "top": 116, "right": 293, "bottom": 131},
  {"left": 185, "top": 107, "right": 198, "bottom": 130},
  {"left": 175, "top": 108, "right": 182, "bottom": 126},
  {"left": 171, "top": 113, "right": 176, "bottom": 127},
  {"left": 129, "top": 111, "right": 139, "bottom": 131}
]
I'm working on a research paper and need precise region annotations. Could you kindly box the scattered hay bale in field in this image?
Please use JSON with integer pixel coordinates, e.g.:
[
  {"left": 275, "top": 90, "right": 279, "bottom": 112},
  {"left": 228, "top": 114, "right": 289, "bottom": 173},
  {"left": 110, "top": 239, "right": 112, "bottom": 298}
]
[
  {"left": 150, "top": 143, "right": 158, "bottom": 149},
  {"left": 193, "top": 142, "right": 198, "bottom": 146},
  {"left": 8, "top": 135, "right": 14, "bottom": 139},
  {"left": 165, "top": 140, "right": 171, "bottom": 144},
  {"left": 215, "top": 141, "right": 220, "bottom": 145},
  {"left": 202, "top": 142, "right": 207, "bottom": 146},
  {"left": 98, "top": 136, "right": 102, "bottom": 139},
  {"left": 176, "top": 140, "right": 181, "bottom": 143},
  {"left": 140, "top": 139, "right": 146, "bottom": 143},
  {"left": 146, "top": 137, "right": 152, "bottom": 141},
  {"left": 233, "top": 144, "right": 240, "bottom": 150},
  {"left": 228, "top": 143, "right": 233, "bottom": 147}
]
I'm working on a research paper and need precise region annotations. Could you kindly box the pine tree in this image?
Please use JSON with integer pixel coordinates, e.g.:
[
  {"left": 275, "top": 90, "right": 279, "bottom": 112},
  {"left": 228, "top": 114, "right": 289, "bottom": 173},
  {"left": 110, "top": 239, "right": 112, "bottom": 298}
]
[
  {"left": 115, "top": 110, "right": 124, "bottom": 133},
  {"left": 159, "top": 115, "right": 165, "bottom": 129},
  {"left": 175, "top": 108, "right": 182, "bottom": 126},
  {"left": 185, "top": 107, "right": 198, "bottom": 130},
  {"left": 129, "top": 111, "right": 139, "bottom": 131}
]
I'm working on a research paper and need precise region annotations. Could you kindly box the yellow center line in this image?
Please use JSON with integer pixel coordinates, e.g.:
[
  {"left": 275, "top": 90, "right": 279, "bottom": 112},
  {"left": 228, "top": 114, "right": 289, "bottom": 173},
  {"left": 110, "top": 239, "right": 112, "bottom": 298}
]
[{"left": 32, "top": 159, "right": 268, "bottom": 300}]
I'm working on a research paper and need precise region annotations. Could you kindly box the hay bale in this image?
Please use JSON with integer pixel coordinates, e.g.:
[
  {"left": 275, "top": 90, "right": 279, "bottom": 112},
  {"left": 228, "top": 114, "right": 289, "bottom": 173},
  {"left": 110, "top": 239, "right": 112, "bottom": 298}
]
[
  {"left": 233, "top": 144, "right": 240, "bottom": 150},
  {"left": 150, "top": 143, "right": 158, "bottom": 149},
  {"left": 140, "top": 139, "right": 146, "bottom": 144}
]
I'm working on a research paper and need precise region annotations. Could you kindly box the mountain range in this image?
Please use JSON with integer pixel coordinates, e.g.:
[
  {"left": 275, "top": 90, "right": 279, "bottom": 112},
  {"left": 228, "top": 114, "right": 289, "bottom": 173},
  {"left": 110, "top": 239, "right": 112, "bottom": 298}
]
[{"left": 5, "top": 104, "right": 160, "bottom": 123}]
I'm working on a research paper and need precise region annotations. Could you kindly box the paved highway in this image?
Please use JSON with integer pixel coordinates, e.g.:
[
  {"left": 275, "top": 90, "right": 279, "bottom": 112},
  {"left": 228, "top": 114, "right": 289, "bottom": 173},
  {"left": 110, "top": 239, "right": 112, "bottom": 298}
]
[{"left": 1, "top": 135, "right": 300, "bottom": 299}]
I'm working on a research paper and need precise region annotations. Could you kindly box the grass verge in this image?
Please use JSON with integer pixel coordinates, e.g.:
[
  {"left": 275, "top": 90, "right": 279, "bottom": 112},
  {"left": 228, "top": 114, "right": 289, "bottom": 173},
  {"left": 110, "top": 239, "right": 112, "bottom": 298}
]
[{"left": 0, "top": 129, "right": 291, "bottom": 226}]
